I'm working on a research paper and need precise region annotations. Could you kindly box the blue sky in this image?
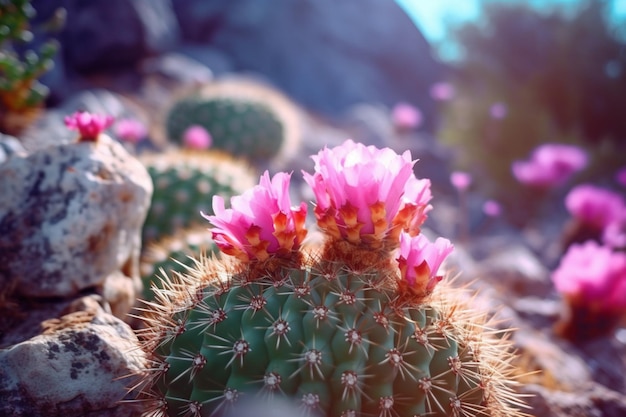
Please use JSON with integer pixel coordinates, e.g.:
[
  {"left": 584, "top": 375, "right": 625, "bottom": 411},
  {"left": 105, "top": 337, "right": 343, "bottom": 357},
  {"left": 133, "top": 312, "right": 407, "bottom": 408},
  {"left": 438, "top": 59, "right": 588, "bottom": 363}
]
[{"left": 395, "top": 0, "right": 626, "bottom": 61}]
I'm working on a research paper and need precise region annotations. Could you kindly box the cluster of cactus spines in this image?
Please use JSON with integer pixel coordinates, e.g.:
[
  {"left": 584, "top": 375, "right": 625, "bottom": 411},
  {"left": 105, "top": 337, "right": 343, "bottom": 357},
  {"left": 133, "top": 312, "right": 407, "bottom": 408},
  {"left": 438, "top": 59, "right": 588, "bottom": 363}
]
[
  {"left": 0, "top": 0, "right": 61, "bottom": 133},
  {"left": 164, "top": 78, "right": 302, "bottom": 166},
  {"left": 139, "top": 149, "right": 256, "bottom": 243},
  {"left": 135, "top": 140, "right": 526, "bottom": 417},
  {"left": 140, "top": 226, "right": 217, "bottom": 303}
]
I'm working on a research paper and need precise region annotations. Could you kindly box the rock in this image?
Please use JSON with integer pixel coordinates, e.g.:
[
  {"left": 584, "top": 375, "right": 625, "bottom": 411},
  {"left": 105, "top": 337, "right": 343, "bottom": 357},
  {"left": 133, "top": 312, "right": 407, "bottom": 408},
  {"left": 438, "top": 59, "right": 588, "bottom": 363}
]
[
  {"left": 0, "top": 134, "right": 27, "bottom": 163},
  {"left": 141, "top": 51, "right": 214, "bottom": 84},
  {"left": 0, "top": 134, "right": 153, "bottom": 301},
  {"left": 176, "top": 43, "right": 235, "bottom": 76},
  {"left": 0, "top": 299, "right": 145, "bottom": 417},
  {"left": 32, "top": 0, "right": 180, "bottom": 73},
  {"left": 172, "top": 0, "right": 446, "bottom": 129},
  {"left": 523, "top": 383, "right": 626, "bottom": 417}
]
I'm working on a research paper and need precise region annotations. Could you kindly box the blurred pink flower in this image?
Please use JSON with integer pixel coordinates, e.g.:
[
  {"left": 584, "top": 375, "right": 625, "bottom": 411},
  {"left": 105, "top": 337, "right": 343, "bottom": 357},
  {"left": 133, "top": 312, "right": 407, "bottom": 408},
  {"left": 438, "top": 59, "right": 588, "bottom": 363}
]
[
  {"left": 512, "top": 143, "right": 588, "bottom": 187},
  {"left": 114, "top": 118, "right": 147, "bottom": 143},
  {"left": 64, "top": 111, "right": 114, "bottom": 141},
  {"left": 397, "top": 232, "right": 454, "bottom": 297},
  {"left": 391, "top": 102, "right": 422, "bottom": 131},
  {"left": 302, "top": 139, "right": 432, "bottom": 248},
  {"left": 429, "top": 82, "right": 455, "bottom": 101},
  {"left": 450, "top": 171, "right": 472, "bottom": 191},
  {"left": 565, "top": 184, "right": 625, "bottom": 230},
  {"left": 616, "top": 166, "right": 626, "bottom": 187},
  {"left": 482, "top": 200, "right": 502, "bottom": 217},
  {"left": 489, "top": 102, "right": 508, "bottom": 119},
  {"left": 183, "top": 125, "right": 212, "bottom": 150},
  {"left": 603, "top": 217, "right": 626, "bottom": 249},
  {"left": 202, "top": 171, "right": 307, "bottom": 262},
  {"left": 552, "top": 241, "right": 626, "bottom": 311}
]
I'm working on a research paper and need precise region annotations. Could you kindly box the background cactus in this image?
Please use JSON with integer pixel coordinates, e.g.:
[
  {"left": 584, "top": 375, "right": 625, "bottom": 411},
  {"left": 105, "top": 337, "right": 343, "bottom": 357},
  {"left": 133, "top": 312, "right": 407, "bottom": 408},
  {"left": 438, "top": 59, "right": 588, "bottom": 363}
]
[
  {"left": 139, "top": 226, "right": 217, "bottom": 303},
  {"left": 140, "top": 149, "right": 256, "bottom": 243},
  {"left": 163, "top": 77, "right": 302, "bottom": 166}
]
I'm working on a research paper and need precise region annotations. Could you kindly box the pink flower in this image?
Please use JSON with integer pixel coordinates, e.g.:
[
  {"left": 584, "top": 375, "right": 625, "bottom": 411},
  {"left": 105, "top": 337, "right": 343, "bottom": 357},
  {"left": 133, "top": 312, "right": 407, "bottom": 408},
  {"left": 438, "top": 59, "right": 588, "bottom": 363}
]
[
  {"left": 114, "top": 118, "right": 147, "bottom": 143},
  {"left": 565, "top": 184, "right": 625, "bottom": 230},
  {"left": 552, "top": 241, "right": 626, "bottom": 311},
  {"left": 450, "top": 171, "right": 472, "bottom": 191},
  {"left": 202, "top": 171, "right": 307, "bottom": 262},
  {"left": 391, "top": 102, "right": 422, "bottom": 131},
  {"left": 489, "top": 102, "right": 508, "bottom": 119},
  {"left": 482, "top": 200, "right": 502, "bottom": 217},
  {"left": 64, "top": 111, "right": 114, "bottom": 141},
  {"left": 397, "top": 232, "right": 454, "bottom": 298},
  {"left": 603, "top": 217, "right": 626, "bottom": 249},
  {"left": 183, "top": 125, "right": 212, "bottom": 150},
  {"left": 429, "top": 82, "right": 455, "bottom": 101},
  {"left": 512, "top": 143, "right": 588, "bottom": 187},
  {"left": 302, "top": 140, "right": 432, "bottom": 249}
]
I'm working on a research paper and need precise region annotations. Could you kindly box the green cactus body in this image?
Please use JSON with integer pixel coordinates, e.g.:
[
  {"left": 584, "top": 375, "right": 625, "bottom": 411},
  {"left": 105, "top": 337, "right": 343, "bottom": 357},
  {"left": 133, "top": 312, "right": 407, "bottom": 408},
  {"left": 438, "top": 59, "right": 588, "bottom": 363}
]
[
  {"left": 166, "top": 98, "right": 284, "bottom": 161},
  {"left": 140, "top": 150, "right": 256, "bottom": 243},
  {"left": 140, "top": 255, "right": 521, "bottom": 417}
]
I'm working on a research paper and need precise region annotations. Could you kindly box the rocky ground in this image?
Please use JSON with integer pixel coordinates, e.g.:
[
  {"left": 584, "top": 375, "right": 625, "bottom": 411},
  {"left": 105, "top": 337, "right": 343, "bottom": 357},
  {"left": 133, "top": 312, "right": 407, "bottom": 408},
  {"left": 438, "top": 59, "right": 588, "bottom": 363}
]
[{"left": 1, "top": 1, "right": 625, "bottom": 416}]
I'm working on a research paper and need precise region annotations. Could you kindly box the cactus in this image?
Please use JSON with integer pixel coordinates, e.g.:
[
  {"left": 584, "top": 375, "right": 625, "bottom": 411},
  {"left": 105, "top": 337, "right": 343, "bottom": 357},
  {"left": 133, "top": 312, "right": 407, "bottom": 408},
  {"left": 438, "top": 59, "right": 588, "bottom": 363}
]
[
  {"left": 136, "top": 141, "right": 526, "bottom": 417},
  {"left": 140, "top": 226, "right": 217, "bottom": 303},
  {"left": 164, "top": 78, "right": 301, "bottom": 165},
  {"left": 140, "top": 150, "right": 256, "bottom": 243}
]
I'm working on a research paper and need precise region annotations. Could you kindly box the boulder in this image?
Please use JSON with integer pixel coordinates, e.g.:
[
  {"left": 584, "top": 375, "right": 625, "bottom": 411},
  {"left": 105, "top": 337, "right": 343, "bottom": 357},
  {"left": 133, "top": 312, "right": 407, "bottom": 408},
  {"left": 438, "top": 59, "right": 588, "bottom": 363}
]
[
  {"left": 0, "top": 134, "right": 152, "bottom": 304},
  {"left": 172, "top": 0, "right": 446, "bottom": 129}
]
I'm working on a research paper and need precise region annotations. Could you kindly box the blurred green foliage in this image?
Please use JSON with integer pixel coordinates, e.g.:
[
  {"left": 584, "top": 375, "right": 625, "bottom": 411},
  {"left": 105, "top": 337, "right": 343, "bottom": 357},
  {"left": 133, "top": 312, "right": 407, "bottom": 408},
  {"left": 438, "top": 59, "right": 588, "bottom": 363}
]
[
  {"left": 438, "top": 0, "right": 626, "bottom": 223},
  {"left": 0, "top": 0, "right": 62, "bottom": 132}
]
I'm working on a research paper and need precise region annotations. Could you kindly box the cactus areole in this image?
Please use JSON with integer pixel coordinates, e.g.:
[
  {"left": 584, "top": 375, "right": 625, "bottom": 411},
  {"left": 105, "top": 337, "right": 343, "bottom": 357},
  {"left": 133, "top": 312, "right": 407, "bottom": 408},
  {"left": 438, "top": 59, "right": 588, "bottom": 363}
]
[{"left": 137, "top": 141, "right": 525, "bottom": 417}]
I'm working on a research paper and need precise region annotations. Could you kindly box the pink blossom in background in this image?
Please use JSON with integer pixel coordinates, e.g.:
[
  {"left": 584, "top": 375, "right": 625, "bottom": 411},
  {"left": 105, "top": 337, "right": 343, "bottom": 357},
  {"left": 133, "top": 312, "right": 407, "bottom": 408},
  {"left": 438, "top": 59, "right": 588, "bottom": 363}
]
[
  {"left": 391, "top": 102, "right": 422, "bottom": 131},
  {"left": 482, "top": 200, "right": 502, "bottom": 217},
  {"left": 616, "top": 166, "right": 626, "bottom": 187},
  {"left": 489, "top": 102, "right": 508, "bottom": 119},
  {"left": 551, "top": 241, "right": 626, "bottom": 311},
  {"left": 450, "top": 171, "right": 472, "bottom": 191},
  {"left": 512, "top": 143, "right": 588, "bottom": 187},
  {"left": 302, "top": 139, "right": 432, "bottom": 246},
  {"left": 114, "top": 118, "right": 147, "bottom": 143},
  {"left": 429, "top": 82, "right": 455, "bottom": 101},
  {"left": 397, "top": 232, "right": 454, "bottom": 295},
  {"left": 202, "top": 171, "right": 307, "bottom": 262},
  {"left": 565, "top": 184, "right": 625, "bottom": 230},
  {"left": 183, "top": 125, "right": 212, "bottom": 150},
  {"left": 603, "top": 217, "right": 626, "bottom": 249},
  {"left": 64, "top": 111, "right": 114, "bottom": 140}
]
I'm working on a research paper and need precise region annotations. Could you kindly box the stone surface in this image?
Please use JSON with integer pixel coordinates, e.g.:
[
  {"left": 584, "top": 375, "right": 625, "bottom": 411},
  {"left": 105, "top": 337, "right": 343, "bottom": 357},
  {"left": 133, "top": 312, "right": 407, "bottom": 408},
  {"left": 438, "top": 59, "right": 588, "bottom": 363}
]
[
  {"left": 0, "top": 299, "right": 145, "bottom": 417},
  {"left": 172, "top": 0, "right": 446, "bottom": 128},
  {"left": 0, "top": 134, "right": 153, "bottom": 299}
]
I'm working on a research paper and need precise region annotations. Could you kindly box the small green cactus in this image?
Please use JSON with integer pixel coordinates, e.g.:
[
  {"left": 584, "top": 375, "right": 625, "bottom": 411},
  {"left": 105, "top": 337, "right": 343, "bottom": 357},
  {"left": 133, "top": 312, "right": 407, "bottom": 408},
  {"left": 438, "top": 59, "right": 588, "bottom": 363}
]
[
  {"left": 0, "top": 0, "right": 62, "bottom": 134},
  {"left": 140, "top": 149, "right": 256, "bottom": 243},
  {"left": 140, "top": 226, "right": 217, "bottom": 303},
  {"left": 164, "top": 78, "right": 302, "bottom": 165}
]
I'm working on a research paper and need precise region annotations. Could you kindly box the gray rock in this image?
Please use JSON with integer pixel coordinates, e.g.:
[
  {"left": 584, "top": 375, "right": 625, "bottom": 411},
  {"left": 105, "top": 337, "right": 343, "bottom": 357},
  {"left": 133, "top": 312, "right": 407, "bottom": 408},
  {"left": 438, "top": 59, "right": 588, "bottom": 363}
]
[
  {"left": 0, "top": 134, "right": 27, "bottom": 163},
  {"left": 0, "top": 134, "right": 153, "bottom": 300},
  {"left": 172, "top": 0, "right": 446, "bottom": 129},
  {"left": 176, "top": 43, "right": 235, "bottom": 76},
  {"left": 141, "top": 51, "right": 214, "bottom": 84},
  {"left": 0, "top": 300, "right": 145, "bottom": 417}
]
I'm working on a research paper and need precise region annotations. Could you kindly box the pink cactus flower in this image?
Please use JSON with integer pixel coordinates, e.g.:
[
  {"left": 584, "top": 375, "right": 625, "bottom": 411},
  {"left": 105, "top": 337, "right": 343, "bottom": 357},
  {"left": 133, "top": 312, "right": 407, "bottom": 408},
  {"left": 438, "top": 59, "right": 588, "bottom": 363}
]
[
  {"left": 482, "top": 200, "right": 502, "bottom": 217},
  {"left": 183, "top": 125, "right": 212, "bottom": 150},
  {"left": 64, "top": 111, "right": 114, "bottom": 141},
  {"left": 565, "top": 184, "right": 625, "bottom": 230},
  {"left": 302, "top": 140, "right": 432, "bottom": 249},
  {"left": 512, "top": 143, "right": 588, "bottom": 188},
  {"left": 552, "top": 241, "right": 626, "bottom": 312},
  {"left": 489, "top": 102, "right": 508, "bottom": 119},
  {"left": 397, "top": 232, "right": 454, "bottom": 298},
  {"left": 391, "top": 102, "right": 422, "bottom": 131},
  {"left": 429, "top": 82, "right": 455, "bottom": 101},
  {"left": 450, "top": 171, "right": 472, "bottom": 191},
  {"left": 114, "top": 118, "right": 147, "bottom": 143},
  {"left": 202, "top": 171, "right": 307, "bottom": 262}
]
